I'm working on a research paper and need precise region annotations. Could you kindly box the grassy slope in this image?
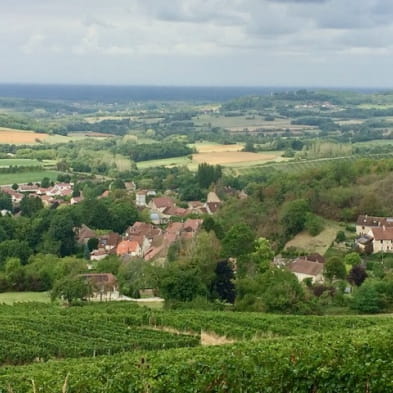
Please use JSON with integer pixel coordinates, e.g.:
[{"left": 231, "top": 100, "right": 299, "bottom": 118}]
[
  {"left": 0, "top": 170, "right": 60, "bottom": 185},
  {"left": 0, "top": 292, "right": 50, "bottom": 305}
]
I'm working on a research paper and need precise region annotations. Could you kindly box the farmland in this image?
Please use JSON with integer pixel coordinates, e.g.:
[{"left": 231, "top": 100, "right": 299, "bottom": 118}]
[
  {"left": 0, "top": 128, "right": 48, "bottom": 144},
  {"left": 0, "top": 170, "right": 60, "bottom": 185},
  {"left": 0, "top": 302, "right": 393, "bottom": 391}
]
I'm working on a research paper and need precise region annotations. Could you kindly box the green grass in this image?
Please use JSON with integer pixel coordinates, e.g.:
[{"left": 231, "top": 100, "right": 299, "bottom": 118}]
[
  {"left": 136, "top": 156, "right": 193, "bottom": 169},
  {"left": 0, "top": 292, "right": 50, "bottom": 305},
  {"left": 0, "top": 159, "right": 42, "bottom": 167},
  {"left": 0, "top": 170, "right": 61, "bottom": 185}
]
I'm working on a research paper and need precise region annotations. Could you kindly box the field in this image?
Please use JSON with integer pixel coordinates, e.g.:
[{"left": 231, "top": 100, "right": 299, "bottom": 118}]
[
  {"left": 194, "top": 114, "right": 317, "bottom": 132},
  {"left": 192, "top": 151, "right": 283, "bottom": 166},
  {"left": 0, "top": 170, "right": 60, "bottom": 185},
  {"left": 285, "top": 220, "right": 343, "bottom": 255},
  {"left": 136, "top": 156, "right": 193, "bottom": 169},
  {"left": 0, "top": 128, "right": 48, "bottom": 144},
  {"left": 1, "top": 302, "right": 393, "bottom": 391},
  {"left": 0, "top": 158, "right": 42, "bottom": 167},
  {"left": 192, "top": 143, "right": 243, "bottom": 153},
  {"left": 0, "top": 292, "right": 50, "bottom": 305}
]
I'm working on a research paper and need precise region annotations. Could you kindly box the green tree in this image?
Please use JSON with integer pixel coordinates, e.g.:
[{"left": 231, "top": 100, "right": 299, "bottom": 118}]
[
  {"left": 222, "top": 223, "right": 255, "bottom": 258},
  {"left": 40, "top": 177, "right": 51, "bottom": 188},
  {"left": 0, "top": 192, "right": 12, "bottom": 211},
  {"left": 304, "top": 213, "right": 324, "bottom": 236},
  {"left": 324, "top": 256, "right": 347, "bottom": 282},
  {"left": 280, "top": 199, "right": 310, "bottom": 237},
  {"left": 20, "top": 195, "right": 43, "bottom": 217},
  {"left": 344, "top": 252, "right": 361, "bottom": 267},
  {"left": 51, "top": 276, "right": 92, "bottom": 304},
  {"left": 249, "top": 237, "right": 274, "bottom": 273}
]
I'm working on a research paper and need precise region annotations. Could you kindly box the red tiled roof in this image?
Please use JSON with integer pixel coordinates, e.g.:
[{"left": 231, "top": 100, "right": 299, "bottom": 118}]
[
  {"left": 116, "top": 240, "right": 140, "bottom": 255},
  {"left": 152, "top": 197, "right": 174, "bottom": 209},
  {"left": 371, "top": 227, "right": 393, "bottom": 241},
  {"left": 289, "top": 259, "right": 324, "bottom": 276}
]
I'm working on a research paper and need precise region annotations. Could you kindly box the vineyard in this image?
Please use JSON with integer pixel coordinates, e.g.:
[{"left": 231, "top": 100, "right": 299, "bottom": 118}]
[{"left": 1, "top": 302, "right": 393, "bottom": 391}]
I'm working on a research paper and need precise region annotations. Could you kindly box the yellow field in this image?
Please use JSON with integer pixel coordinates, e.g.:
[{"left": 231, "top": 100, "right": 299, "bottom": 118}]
[
  {"left": 192, "top": 151, "right": 281, "bottom": 165},
  {"left": 0, "top": 128, "right": 48, "bottom": 144},
  {"left": 194, "top": 144, "right": 243, "bottom": 153}
]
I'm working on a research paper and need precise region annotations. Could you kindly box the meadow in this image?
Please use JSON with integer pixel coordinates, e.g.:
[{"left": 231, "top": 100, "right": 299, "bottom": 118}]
[{"left": 0, "top": 170, "right": 60, "bottom": 185}]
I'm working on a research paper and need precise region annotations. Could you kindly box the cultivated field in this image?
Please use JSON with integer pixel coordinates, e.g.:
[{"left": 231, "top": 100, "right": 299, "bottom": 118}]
[
  {"left": 0, "top": 159, "right": 42, "bottom": 167},
  {"left": 192, "top": 151, "right": 282, "bottom": 166},
  {"left": 285, "top": 220, "right": 342, "bottom": 255},
  {"left": 0, "top": 170, "right": 60, "bottom": 185},
  {"left": 0, "top": 128, "right": 48, "bottom": 144},
  {"left": 193, "top": 143, "right": 243, "bottom": 153}
]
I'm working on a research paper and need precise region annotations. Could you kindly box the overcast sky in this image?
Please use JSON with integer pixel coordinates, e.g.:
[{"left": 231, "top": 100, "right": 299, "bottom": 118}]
[{"left": 1, "top": 0, "right": 392, "bottom": 87}]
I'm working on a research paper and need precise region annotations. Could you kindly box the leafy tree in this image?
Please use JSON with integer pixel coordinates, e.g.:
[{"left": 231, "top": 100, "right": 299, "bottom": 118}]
[
  {"left": 243, "top": 141, "right": 256, "bottom": 152},
  {"left": 351, "top": 279, "right": 385, "bottom": 313},
  {"left": 11, "top": 183, "right": 18, "bottom": 191},
  {"left": 249, "top": 237, "right": 274, "bottom": 273},
  {"left": 40, "top": 177, "right": 51, "bottom": 188},
  {"left": 43, "top": 212, "right": 76, "bottom": 256},
  {"left": 0, "top": 240, "right": 32, "bottom": 267},
  {"left": 51, "top": 276, "right": 92, "bottom": 304},
  {"left": 236, "top": 268, "right": 305, "bottom": 312},
  {"left": 5, "top": 258, "right": 25, "bottom": 290},
  {"left": 20, "top": 195, "right": 43, "bottom": 217},
  {"left": 159, "top": 265, "right": 207, "bottom": 302},
  {"left": 348, "top": 264, "right": 368, "bottom": 287},
  {"left": 87, "top": 238, "right": 99, "bottom": 252},
  {"left": 304, "top": 213, "right": 324, "bottom": 236},
  {"left": 280, "top": 199, "right": 310, "bottom": 237},
  {"left": 222, "top": 223, "right": 255, "bottom": 258},
  {"left": 211, "top": 260, "right": 235, "bottom": 304},
  {"left": 196, "top": 163, "right": 222, "bottom": 189},
  {"left": 324, "top": 257, "right": 347, "bottom": 282},
  {"left": 344, "top": 252, "right": 361, "bottom": 267},
  {"left": 96, "top": 256, "right": 121, "bottom": 275},
  {"left": 0, "top": 192, "right": 12, "bottom": 211}
]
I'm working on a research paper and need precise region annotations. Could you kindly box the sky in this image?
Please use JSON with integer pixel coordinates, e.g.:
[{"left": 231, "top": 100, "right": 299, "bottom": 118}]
[{"left": 1, "top": 0, "right": 393, "bottom": 87}]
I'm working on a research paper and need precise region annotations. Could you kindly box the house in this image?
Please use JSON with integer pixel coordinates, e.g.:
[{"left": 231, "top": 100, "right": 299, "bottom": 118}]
[
  {"left": 368, "top": 226, "right": 393, "bottom": 253},
  {"left": 97, "top": 232, "right": 121, "bottom": 251},
  {"left": 205, "top": 191, "right": 222, "bottom": 215},
  {"left": 79, "top": 273, "right": 118, "bottom": 301},
  {"left": 116, "top": 240, "right": 142, "bottom": 257},
  {"left": 135, "top": 190, "right": 147, "bottom": 207},
  {"left": 288, "top": 258, "right": 324, "bottom": 283},
  {"left": 90, "top": 248, "right": 108, "bottom": 261},
  {"left": 70, "top": 195, "right": 84, "bottom": 205},
  {"left": 76, "top": 224, "right": 96, "bottom": 245},
  {"left": 149, "top": 196, "right": 175, "bottom": 212},
  {"left": 356, "top": 215, "right": 393, "bottom": 236},
  {"left": 124, "top": 181, "right": 136, "bottom": 192}
]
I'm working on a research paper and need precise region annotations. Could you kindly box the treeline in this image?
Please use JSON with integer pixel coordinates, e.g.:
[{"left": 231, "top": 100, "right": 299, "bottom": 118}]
[{"left": 119, "top": 142, "right": 193, "bottom": 162}]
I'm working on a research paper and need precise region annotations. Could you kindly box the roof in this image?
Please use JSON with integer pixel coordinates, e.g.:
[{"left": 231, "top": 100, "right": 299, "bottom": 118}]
[
  {"left": 79, "top": 273, "right": 117, "bottom": 287},
  {"left": 305, "top": 253, "right": 325, "bottom": 264},
  {"left": 163, "top": 206, "right": 188, "bottom": 216},
  {"left": 77, "top": 224, "right": 96, "bottom": 242},
  {"left": 356, "top": 215, "right": 393, "bottom": 228},
  {"left": 207, "top": 192, "right": 221, "bottom": 203},
  {"left": 127, "top": 221, "right": 161, "bottom": 238},
  {"left": 371, "top": 227, "right": 393, "bottom": 241},
  {"left": 206, "top": 202, "right": 221, "bottom": 214},
  {"left": 183, "top": 218, "right": 203, "bottom": 232},
  {"left": 288, "top": 259, "right": 324, "bottom": 276},
  {"left": 152, "top": 197, "right": 174, "bottom": 209},
  {"left": 116, "top": 240, "right": 140, "bottom": 255}
]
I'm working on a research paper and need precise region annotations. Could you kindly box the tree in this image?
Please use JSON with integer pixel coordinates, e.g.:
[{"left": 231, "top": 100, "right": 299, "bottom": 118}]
[
  {"left": 324, "top": 257, "right": 347, "bottom": 282},
  {"left": 351, "top": 279, "right": 384, "bottom": 313},
  {"left": 11, "top": 183, "right": 18, "bottom": 191},
  {"left": 159, "top": 265, "right": 207, "bottom": 302},
  {"left": 304, "top": 213, "right": 324, "bottom": 236},
  {"left": 0, "top": 240, "right": 32, "bottom": 267},
  {"left": 243, "top": 141, "right": 256, "bottom": 152},
  {"left": 51, "top": 276, "right": 92, "bottom": 304},
  {"left": 0, "top": 192, "right": 12, "bottom": 211},
  {"left": 280, "top": 199, "right": 310, "bottom": 236},
  {"left": 196, "top": 163, "right": 222, "bottom": 189},
  {"left": 211, "top": 260, "right": 235, "bottom": 304},
  {"left": 222, "top": 223, "right": 255, "bottom": 258},
  {"left": 87, "top": 238, "right": 99, "bottom": 252},
  {"left": 5, "top": 257, "right": 25, "bottom": 290},
  {"left": 249, "top": 237, "right": 274, "bottom": 273},
  {"left": 20, "top": 195, "right": 43, "bottom": 217},
  {"left": 344, "top": 252, "right": 361, "bottom": 267},
  {"left": 40, "top": 177, "right": 51, "bottom": 188},
  {"left": 348, "top": 264, "right": 368, "bottom": 287}
]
